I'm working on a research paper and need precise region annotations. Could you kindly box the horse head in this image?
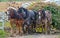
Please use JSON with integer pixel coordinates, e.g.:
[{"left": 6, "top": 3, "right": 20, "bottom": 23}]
[
  {"left": 37, "top": 9, "right": 46, "bottom": 19},
  {"left": 37, "top": 9, "right": 42, "bottom": 20},
  {"left": 6, "top": 7, "right": 17, "bottom": 19},
  {"left": 7, "top": 7, "right": 17, "bottom": 15},
  {"left": 36, "top": 9, "right": 45, "bottom": 25},
  {"left": 17, "top": 7, "right": 28, "bottom": 19}
]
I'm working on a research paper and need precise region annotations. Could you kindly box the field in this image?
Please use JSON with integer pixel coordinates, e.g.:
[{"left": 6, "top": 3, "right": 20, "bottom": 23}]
[{"left": 0, "top": 2, "right": 22, "bottom": 12}]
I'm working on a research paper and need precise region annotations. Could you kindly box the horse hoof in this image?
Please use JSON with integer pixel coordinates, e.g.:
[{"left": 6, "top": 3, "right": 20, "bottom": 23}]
[
  {"left": 10, "top": 35, "right": 15, "bottom": 37},
  {"left": 19, "top": 34, "right": 22, "bottom": 36},
  {"left": 10, "top": 34, "right": 16, "bottom": 37}
]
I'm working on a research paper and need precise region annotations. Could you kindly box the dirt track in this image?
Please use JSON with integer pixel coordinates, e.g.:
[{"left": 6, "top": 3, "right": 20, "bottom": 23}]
[{"left": 8, "top": 34, "right": 60, "bottom": 38}]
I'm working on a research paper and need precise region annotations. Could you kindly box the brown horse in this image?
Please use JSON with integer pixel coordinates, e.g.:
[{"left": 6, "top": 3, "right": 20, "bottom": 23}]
[
  {"left": 37, "top": 9, "right": 52, "bottom": 34},
  {"left": 6, "top": 7, "right": 24, "bottom": 36}
]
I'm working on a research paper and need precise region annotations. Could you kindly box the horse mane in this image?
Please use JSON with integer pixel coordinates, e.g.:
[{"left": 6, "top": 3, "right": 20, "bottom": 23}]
[
  {"left": 18, "top": 7, "right": 28, "bottom": 14},
  {"left": 7, "top": 7, "right": 17, "bottom": 11},
  {"left": 7, "top": 7, "right": 17, "bottom": 18},
  {"left": 18, "top": 7, "right": 28, "bottom": 11},
  {"left": 7, "top": 6, "right": 17, "bottom": 14}
]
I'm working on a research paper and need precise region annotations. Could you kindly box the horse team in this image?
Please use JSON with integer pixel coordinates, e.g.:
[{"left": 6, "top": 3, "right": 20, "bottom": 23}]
[{"left": 5, "top": 6, "right": 52, "bottom": 36}]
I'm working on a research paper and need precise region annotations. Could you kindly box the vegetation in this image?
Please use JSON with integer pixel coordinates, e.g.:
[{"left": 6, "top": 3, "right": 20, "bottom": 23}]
[
  {"left": 44, "top": 5, "right": 60, "bottom": 29},
  {"left": 0, "top": 21, "right": 10, "bottom": 38},
  {"left": 0, "top": 30, "right": 6, "bottom": 38}
]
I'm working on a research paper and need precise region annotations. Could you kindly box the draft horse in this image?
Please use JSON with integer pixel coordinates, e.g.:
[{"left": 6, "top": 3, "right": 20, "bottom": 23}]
[
  {"left": 17, "top": 7, "right": 37, "bottom": 34},
  {"left": 6, "top": 7, "right": 24, "bottom": 36},
  {"left": 37, "top": 9, "right": 52, "bottom": 34}
]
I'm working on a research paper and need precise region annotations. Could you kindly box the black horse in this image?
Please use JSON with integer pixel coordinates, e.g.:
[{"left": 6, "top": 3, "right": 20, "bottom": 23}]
[{"left": 17, "top": 7, "right": 37, "bottom": 34}]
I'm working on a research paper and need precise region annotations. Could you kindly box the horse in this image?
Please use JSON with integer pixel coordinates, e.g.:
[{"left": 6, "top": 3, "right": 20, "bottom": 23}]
[
  {"left": 6, "top": 7, "right": 24, "bottom": 36},
  {"left": 17, "top": 7, "right": 37, "bottom": 34},
  {"left": 37, "top": 9, "right": 52, "bottom": 34}
]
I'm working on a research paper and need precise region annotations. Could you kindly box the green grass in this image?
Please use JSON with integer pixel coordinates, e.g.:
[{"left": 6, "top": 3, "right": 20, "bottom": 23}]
[
  {"left": 0, "top": 21, "right": 11, "bottom": 27},
  {"left": 0, "top": 30, "right": 7, "bottom": 38},
  {"left": 0, "top": 21, "right": 10, "bottom": 38},
  {"left": 4, "top": 21, "right": 11, "bottom": 27}
]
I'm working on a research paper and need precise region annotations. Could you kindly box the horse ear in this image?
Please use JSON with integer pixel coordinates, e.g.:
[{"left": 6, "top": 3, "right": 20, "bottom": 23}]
[
  {"left": 17, "top": 6, "right": 19, "bottom": 9},
  {"left": 5, "top": 11, "right": 7, "bottom": 14},
  {"left": 37, "top": 9, "right": 41, "bottom": 13}
]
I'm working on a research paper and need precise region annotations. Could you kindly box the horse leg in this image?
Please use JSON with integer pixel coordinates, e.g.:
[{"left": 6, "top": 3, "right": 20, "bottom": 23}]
[
  {"left": 47, "top": 18, "right": 52, "bottom": 34},
  {"left": 10, "top": 23, "right": 13, "bottom": 36},
  {"left": 10, "top": 19, "right": 15, "bottom": 36},
  {"left": 41, "top": 19, "right": 45, "bottom": 34},
  {"left": 23, "top": 24, "right": 27, "bottom": 34},
  {"left": 20, "top": 25, "right": 23, "bottom": 35},
  {"left": 25, "top": 26, "right": 28, "bottom": 34},
  {"left": 27, "top": 24, "right": 32, "bottom": 34},
  {"left": 18, "top": 20, "right": 23, "bottom": 35},
  {"left": 44, "top": 19, "right": 48, "bottom": 34},
  {"left": 41, "top": 22, "right": 43, "bottom": 33},
  {"left": 47, "top": 22, "right": 51, "bottom": 34},
  {"left": 16, "top": 25, "right": 19, "bottom": 35},
  {"left": 32, "top": 20, "right": 36, "bottom": 33},
  {"left": 22, "top": 21, "right": 27, "bottom": 34},
  {"left": 15, "top": 20, "right": 19, "bottom": 35}
]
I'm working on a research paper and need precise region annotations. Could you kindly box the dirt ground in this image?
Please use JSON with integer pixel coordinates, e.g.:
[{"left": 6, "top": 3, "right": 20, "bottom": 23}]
[{"left": 8, "top": 34, "right": 60, "bottom": 38}]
